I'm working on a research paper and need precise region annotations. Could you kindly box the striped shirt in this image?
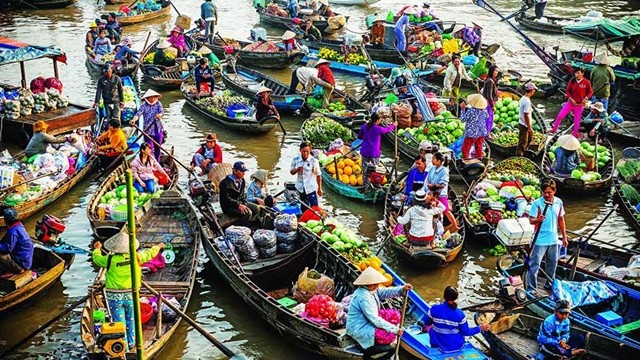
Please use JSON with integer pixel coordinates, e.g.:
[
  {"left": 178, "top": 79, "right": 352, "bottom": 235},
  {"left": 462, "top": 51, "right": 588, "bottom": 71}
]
[{"left": 426, "top": 302, "right": 480, "bottom": 353}]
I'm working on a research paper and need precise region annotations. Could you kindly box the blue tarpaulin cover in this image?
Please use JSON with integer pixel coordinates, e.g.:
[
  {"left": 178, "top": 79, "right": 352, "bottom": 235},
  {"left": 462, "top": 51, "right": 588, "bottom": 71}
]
[
  {"left": 552, "top": 279, "right": 619, "bottom": 308},
  {"left": 0, "top": 36, "right": 66, "bottom": 66}
]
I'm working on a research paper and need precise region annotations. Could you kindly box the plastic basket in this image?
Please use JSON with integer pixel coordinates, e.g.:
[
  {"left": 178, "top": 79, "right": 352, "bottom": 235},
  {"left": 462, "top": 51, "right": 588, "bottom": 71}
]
[
  {"left": 111, "top": 204, "right": 129, "bottom": 221},
  {"left": 226, "top": 104, "right": 251, "bottom": 118}
]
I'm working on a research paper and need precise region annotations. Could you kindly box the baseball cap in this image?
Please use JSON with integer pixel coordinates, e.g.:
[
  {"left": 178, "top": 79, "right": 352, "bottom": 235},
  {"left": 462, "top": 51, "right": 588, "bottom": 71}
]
[
  {"left": 555, "top": 300, "right": 571, "bottom": 314},
  {"left": 524, "top": 82, "right": 538, "bottom": 91},
  {"left": 233, "top": 161, "right": 248, "bottom": 172}
]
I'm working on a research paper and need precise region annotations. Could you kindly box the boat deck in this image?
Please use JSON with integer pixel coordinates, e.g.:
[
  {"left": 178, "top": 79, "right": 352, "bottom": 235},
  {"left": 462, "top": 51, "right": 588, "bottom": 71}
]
[
  {"left": 1, "top": 103, "right": 95, "bottom": 137},
  {"left": 496, "top": 329, "right": 539, "bottom": 357}
]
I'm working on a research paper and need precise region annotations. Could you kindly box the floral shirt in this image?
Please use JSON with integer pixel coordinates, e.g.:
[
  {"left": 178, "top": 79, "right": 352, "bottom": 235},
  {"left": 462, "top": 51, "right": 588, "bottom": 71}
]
[
  {"left": 461, "top": 107, "right": 488, "bottom": 138},
  {"left": 136, "top": 102, "right": 164, "bottom": 136}
]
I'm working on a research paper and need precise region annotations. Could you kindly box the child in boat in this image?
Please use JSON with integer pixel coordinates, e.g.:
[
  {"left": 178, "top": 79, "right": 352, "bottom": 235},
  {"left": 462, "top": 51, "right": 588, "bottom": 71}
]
[
  {"left": 396, "top": 189, "right": 445, "bottom": 248},
  {"left": 538, "top": 300, "right": 587, "bottom": 358},
  {"left": 246, "top": 169, "right": 275, "bottom": 207}
]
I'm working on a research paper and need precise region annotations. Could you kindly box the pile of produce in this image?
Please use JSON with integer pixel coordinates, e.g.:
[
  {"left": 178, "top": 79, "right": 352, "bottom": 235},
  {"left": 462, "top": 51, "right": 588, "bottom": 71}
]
[
  {"left": 274, "top": 213, "right": 298, "bottom": 253},
  {"left": 620, "top": 184, "right": 640, "bottom": 219},
  {"left": 317, "top": 48, "right": 369, "bottom": 65},
  {"left": 396, "top": 111, "right": 464, "bottom": 147},
  {"left": 143, "top": 52, "right": 155, "bottom": 64},
  {"left": 121, "top": 86, "right": 137, "bottom": 122},
  {"left": 18, "top": 88, "right": 35, "bottom": 116},
  {"left": 374, "top": 309, "right": 401, "bottom": 345},
  {"left": 242, "top": 41, "right": 280, "bottom": 52},
  {"left": 225, "top": 226, "right": 259, "bottom": 262},
  {"left": 491, "top": 131, "right": 546, "bottom": 148},
  {"left": 98, "top": 185, "right": 163, "bottom": 220},
  {"left": 616, "top": 158, "right": 640, "bottom": 183},
  {"left": 3, "top": 100, "right": 20, "bottom": 119},
  {"left": 323, "top": 156, "right": 366, "bottom": 186},
  {"left": 489, "top": 96, "right": 545, "bottom": 147},
  {"left": 307, "top": 97, "right": 357, "bottom": 118},
  {"left": 548, "top": 141, "right": 611, "bottom": 182},
  {"left": 195, "top": 90, "right": 251, "bottom": 118},
  {"left": 304, "top": 294, "right": 337, "bottom": 323},
  {"left": 301, "top": 116, "right": 353, "bottom": 147},
  {"left": 301, "top": 219, "right": 375, "bottom": 267}
]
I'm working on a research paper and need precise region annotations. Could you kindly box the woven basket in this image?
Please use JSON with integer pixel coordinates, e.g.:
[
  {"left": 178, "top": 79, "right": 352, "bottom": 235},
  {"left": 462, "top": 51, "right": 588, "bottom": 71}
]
[{"left": 208, "top": 163, "right": 233, "bottom": 192}]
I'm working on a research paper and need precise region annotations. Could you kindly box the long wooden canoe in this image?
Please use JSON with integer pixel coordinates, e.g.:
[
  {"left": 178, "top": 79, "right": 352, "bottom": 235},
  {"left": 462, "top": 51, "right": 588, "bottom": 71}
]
[
  {"left": 181, "top": 82, "right": 281, "bottom": 134},
  {"left": 86, "top": 150, "right": 179, "bottom": 240},
  {"left": 257, "top": 7, "right": 348, "bottom": 35},
  {"left": 1, "top": 0, "right": 75, "bottom": 9},
  {"left": 138, "top": 39, "right": 189, "bottom": 90},
  {"left": 383, "top": 171, "right": 465, "bottom": 268},
  {"left": 298, "top": 37, "right": 405, "bottom": 64},
  {"left": 515, "top": 13, "right": 579, "bottom": 34},
  {"left": 116, "top": 5, "right": 171, "bottom": 26},
  {"left": 85, "top": 50, "right": 137, "bottom": 77},
  {"left": 81, "top": 191, "right": 204, "bottom": 359},
  {"left": 613, "top": 155, "right": 640, "bottom": 236},
  {"left": 0, "top": 245, "right": 71, "bottom": 314}
]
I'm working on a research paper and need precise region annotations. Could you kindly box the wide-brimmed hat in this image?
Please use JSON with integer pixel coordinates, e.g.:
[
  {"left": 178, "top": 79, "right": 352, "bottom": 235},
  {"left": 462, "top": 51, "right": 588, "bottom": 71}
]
[
  {"left": 467, "top": 94, "right": 488, "bottom": 109},
  {"left": 595, "top": 52, "right": 610, "bottom": 66},
  {"left": 374, "top": 16, "right": 385, "bottom": 23},
  {"left": 170, "top": 26, "right": 182, "bottom": 34},
  {"left": 104, "top": 233, "right": 139, "bottom": 254},
  {"left": 206, "top": 133, "right": 217, "bottom": 141},
  {"left": 315, "top": 58, "right": 330, "bottom": 67},
  {"left": 141, "top": 89, "right": 162, "bottom": 101},
  {"left": 157, "top": 39, "right": 172, "bottom": 49},
  {"left": 33, "top": 120, "right": 48, "bottom": 132},
  {"left": 90, "top": 22, "right": 98, "bottom": 28},
  {"left": 282, "top": 30, "right": 296, "bottom": 41},
  {"left": 414, "top": 189, "right": 427, "bottom": 202},
  {"left": 557, "top": 134, "right": 580, "bottom": 151},
  {"left": 250, "top": 169, "right": 268, "bottom": 184},
  {"left": 591, "top": 102, "right": 606, "bottom": 113},
  {"left": 354, "top": 266, "right": 389, "bottom": 286},
  {"left": 256, "top": 86, "right": 272, "bottom": 95},
  {"left": 198, "top": 45, "right": 212, "bottom": 55}
]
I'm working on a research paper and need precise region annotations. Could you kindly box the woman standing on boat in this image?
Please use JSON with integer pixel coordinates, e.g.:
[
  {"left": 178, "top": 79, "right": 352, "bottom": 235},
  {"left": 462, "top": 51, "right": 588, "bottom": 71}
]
[
  {"left": 424, "top": 152, "right": 459, "bottom": 232},
  {"left": 129, "top": 89, "right": 165, "bottom": 161},
  {"left": 131, "top": 143, "right": 169, "bottom": 193},
  {"left": 358, "top": 113, "right": 396, "bottom": 188},
  {"left": 460, "top": 94, "right": 489, "bottom": 160},
  {"left": 482, "top": 65, "right": 499, "bottom": 134},
  {"left": 394, "top": 7, "right": 416, "bottom": 52},
  {"left": 550, "top": 68, "right": 592, "bottom": 139},
  {"left": 346, "top": 267, "right": 412, "bottom": 359}
]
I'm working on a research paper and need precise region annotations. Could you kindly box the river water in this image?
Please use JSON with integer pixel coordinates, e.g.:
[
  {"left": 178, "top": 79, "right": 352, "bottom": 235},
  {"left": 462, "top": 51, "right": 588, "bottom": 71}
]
[{"left": 1, "top": 0, "right": 639, "bottom": 358}]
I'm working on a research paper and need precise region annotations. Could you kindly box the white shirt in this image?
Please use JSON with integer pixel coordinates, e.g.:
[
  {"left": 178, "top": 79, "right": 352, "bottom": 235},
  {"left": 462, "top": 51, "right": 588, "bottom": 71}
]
[
  {"left": 296, "top": 67, "right": 319, "bottom": 87},
  {"left": 443, "top": 63, "right": 472, "bottom": 92},
  {"left": 290, "top": 154, "right": 321, "bottom": 194},
  {"left": 519, "top": 95, "right": 532, "bottom": 127},
  {"left": 397, "top": 202, "right": 445, "bottom": 238}
]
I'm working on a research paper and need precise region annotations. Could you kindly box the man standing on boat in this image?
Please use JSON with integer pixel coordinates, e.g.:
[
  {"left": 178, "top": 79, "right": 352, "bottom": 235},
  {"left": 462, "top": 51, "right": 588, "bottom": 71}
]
[
  {"left": 394, "top": 7, "right": 416, "bottom": 52},
  {"left": 534, "top": 0, "right": 548, "bottom": 19},
  {"left": 443, "top": 55, "right": 473, "bottom": 107},
  {"left": 201, "top": 0, "right": 218, "bottom": 45},
  {"left": 0, "top": 208, "right": 33, "bottom": 275},
  {"left": 517, "top": 82, "right": 538, "bottom": 156},
  {"left": 94, "top": 64, "right": 124, "bottom": 123},
  {"left": 290, "top": 142, "right": 323, "bottom": 208},
  {"left": 590, "top": 52, "right": 615, "bottom": 112}
]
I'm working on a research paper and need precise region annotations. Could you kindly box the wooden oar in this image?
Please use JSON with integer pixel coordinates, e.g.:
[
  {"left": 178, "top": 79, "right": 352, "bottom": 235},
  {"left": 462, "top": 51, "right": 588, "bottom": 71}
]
[
  {"left": 167, "top": 0, "right": 182, "bottom": 16},
  {"left": 394, "top": 291, "right": 409, "bottom": 360},
  {"left": 0, "top": 171, "right": 59, "bottom": 195},
  {"left": 133, "top": 31, "right": 152, "bottom": 76}
]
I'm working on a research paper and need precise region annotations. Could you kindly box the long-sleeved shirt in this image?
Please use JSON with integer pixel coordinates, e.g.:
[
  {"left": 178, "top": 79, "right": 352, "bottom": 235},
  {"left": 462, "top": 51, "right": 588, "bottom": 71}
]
[
  {"left": 95, "top": 74, "right": 123, "bottom": 105},
  {"left": 394, "top": 14, "right": 410, "bottom": 33},
  {"left": 131, "top": 155, "right": 165, "bottom": 181},
  {"left": 94, "top": 37, "right": 112, "bottom": 56},
  {"left": 590, "top": 65, "right": 616, "bottom": 98},
  {"left": 565, "top": 78, "right": 593, "bottom": 104},
  {"left": 404, "top": 167, "right": 428, "bottom": 195},
  {"left": 192, "top": 143, "right": 223, "bottom": 165},
  {"left": 115, "top": 45, "right": 139, "bottom": 61},
  {"left": 200, "top": 1, "right": 217, "bottom": 20},
  {"left": 317, "top": 64, "right": 335, "bottom": 86},
  {"left": 482, "top": 78, "right": 498, "bottom": 107},
  {"left": 194, "top": 65, "right": 214, "bottom": 84},
  {"left": 538, "top": 313, "right": 571, "bottom": 346},
  {"left": 424, "top": 165, "right": 449, "bottom": 197},
  {"left": 246, "top": 181, "right": 265, "bottom": 203},
  {"left": 219, "top": 174, "right": 247, "bottom": 214},
  {"left": 97, "top": 128, "right": 127, "bottom": 152},
  {"left": 255, "top": 95, "right": 279, "bottom": 120},
  {"left": 135, "top": 102, "right": 164, "bottom": 136},
  {"left": 25, "top": 131, "right": 66, "bottom": 157},
  {"left": 0, "top": 222, "right": 33, "bottom": 270},
  {"left": 105, "top": 20, "right": 121, "bottom": 35},
  {"left": 358, "top": 122, "right": 396, "bottom": 158},
  {"left": 553, "top": 147, "right": 579, "bottom": 176},
  {"left": 443, "top": 63, "right": 472, "bottom": 92},
  {"left": 397, "top": 202, "right": 445, "bottom": 239},
  {"left": 461, "top": 107, "right": 489, "bottom": 138},
  {"left": 426, "top": 302, "right": 481, "bottom": 353},
  {"left": 296, "top": 67, "right": 318, "bottom": 87},
  {"left": 371, "top": 23, "right": 385, "bottom": 44},
  {"left": 346, "top": 286, "right": 405, "bottom": 349},
  {"left": 168, "top": 34, "right": 187, "bottom": 52},
  {"left": 92, "top": 246, "right": 160, "bottom": 290}
]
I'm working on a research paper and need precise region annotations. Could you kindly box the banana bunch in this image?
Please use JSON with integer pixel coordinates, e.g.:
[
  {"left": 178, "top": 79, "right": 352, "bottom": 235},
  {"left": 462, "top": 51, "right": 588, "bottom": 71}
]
[
  {"left": 143, "top": 52, "right": 155, "bottom": 64},
  {"left": 345, "top": 53, "right": 368, "bottom": 65},
  {"left": 318, "top": 47, "right": 340, "bottom": 61}
]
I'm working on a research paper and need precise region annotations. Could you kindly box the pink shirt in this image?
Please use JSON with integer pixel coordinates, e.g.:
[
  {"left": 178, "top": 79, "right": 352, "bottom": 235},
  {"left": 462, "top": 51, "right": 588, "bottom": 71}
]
[{"left": 132, "top": 155, "right": 164, "bottom": 181}]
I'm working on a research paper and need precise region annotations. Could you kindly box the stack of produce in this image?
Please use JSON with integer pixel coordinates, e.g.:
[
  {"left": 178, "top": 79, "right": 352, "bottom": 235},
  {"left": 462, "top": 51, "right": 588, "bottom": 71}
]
[
  {"left": 18, "top": 88, "right": 35, "bottom": 116},
  {"left": 3, "top": 100, "right": 20, "bottom": 119},
  {"left": 620, "top": 184, "right": 640, "bottom": 221},
  {"left": 252, "top": 229, "right": 277, "bottom": 258},
  {"left": 195, "top": 90, "right": 251, "bottom": 118},
  {"left": 98, "top": 184, "right": 163, "bottom": 220},
  {"left": 274, "top": 214, "right": 298, "bottom": 253},
  {"left": 292, "top": 267, "right": 335, "bottom": 303},
  {"left": 616, "top": 158, "right": 640, "bottom": 183},
  {"left": 391, "top": 102, "right": 413, "bottom": 128},
  {"left": 225, "top": 226, "right": 259, "bottom": 262},
  {"left": 489, "top": 97, "right": 545, "bottom": 147},
  {"left": 304, "top": 294, "right": 338, "bottom": 324},
  {"left": 549, "top": 141, "right": 611, "bottom": 182},
  {"left": 317, "top": 47, "right": 343, "bottom": 62},
  {"left": 323, "top": 155, "right": 368, "bottom": 187},
  {"left": 33, "top": 92, "right": 49, "bottom": 113},
  {"left": 307, "top": 99, "right": 357, "bottom": 118},
  {"left": 215, "top": 236, "right": 239, "bottom": 259},
  {"left": 396, "top": 111, "right": 464, "bottom": 147},
  {"left": 301, "top": 116, "right": 353, "bottom": 147},
  {"left": 243, "top": 41, "right": 280, "bottom": 52},
  {"left": 121, "top": 86, "right": 137, "bottom": 122},
  {"left": 374, "top": 309, "right": 401, "bottom": 345}
]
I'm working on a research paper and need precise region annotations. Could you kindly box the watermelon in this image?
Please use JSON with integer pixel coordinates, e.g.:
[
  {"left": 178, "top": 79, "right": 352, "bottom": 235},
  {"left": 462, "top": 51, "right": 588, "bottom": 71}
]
[{"left": 571, "top": 169, "right": 584, "bottom": 179}]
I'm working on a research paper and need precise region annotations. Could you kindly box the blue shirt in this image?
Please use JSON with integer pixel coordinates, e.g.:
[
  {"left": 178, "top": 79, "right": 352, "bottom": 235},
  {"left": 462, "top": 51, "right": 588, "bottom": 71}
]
[
  {"left": 426, "top": 302, "right": 480, "bottom": 353},
  {"left": 194, "top": 65, "right": 214, "bottom": 83},
  {"left": 395, "top": 14, "right": 410, "bottom": 32},
  {"left": 529, "top": 196, "right": 564, "bottom": 246},
  {"left": 246, "top": 181, "right": 265, "bottom": 203},
  {"left": 423, "top": 164, "right": 449, "bottom": 197},
  {"left": 538, "top": 313, "right": 570, "bottom": 346},
  {"left": 346, "top": 286, "right": 404, "bottom": 349},
  {"left": 94, "top": 37, "right": 112, "bottom": 56},
  {"left": 554, "top": 147, "right": 579, "bottom": 175},
  {"left": 405, "top": 167, "right": 428, "bottom": 195},
  {"left": 200, "top": 1, "right": 216, "bottom": 19},
  {"left": 0, "top": 222, "right": 34, "bottom": 270}
]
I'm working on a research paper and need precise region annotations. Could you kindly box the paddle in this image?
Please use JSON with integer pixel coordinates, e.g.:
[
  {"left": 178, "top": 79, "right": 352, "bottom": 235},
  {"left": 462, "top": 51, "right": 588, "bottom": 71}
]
[
  {"left": 522, "top": 200, "right": 552, "bottom": 290},
  {"left": 141, "top": 281, "right": 242, "bottom": 359},
  {"left": 501, "top": 3, "right": 534, "bottom": 22},
  {"left": 167, "top": 0, "right": 181, "bottom": 16},
  {"left": 133, "top": 31, "right": 152, "bottom": 76},
  {"left": 393, "top": 291, "right": 409, "bottom": 360}
]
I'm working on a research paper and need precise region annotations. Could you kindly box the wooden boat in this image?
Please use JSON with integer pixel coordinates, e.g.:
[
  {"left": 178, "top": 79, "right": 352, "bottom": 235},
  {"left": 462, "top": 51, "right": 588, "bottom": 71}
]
[
  {"left": 257, "top": 7, "right": 348, "bottom": 35},
  {"left": 298, "top": 37, "right": 405, "bottom": 64},
  {"left": 80, "top": 191, "right": 204, "bottom": 359},
  {"left": 86, "top": 151, "right": 179, "bottom": 240},
  {"left": 191, "top": 35, "right": 305, "bottom": 69},
  {"left": 103, "top": 0, "right": 127, "bottom": 4},
  {"left": 301, "top": 88, "right": 368, "bottom": 128},
  {"left": 85, "top": 50, "right": 137, "bottom": 77},
  {"left": 515, "top": 13, "right": 579, "bottom": 34},
  {"left": 485, "top": 91, "right": 548, "bottom": 159},
  {"left": 0, "top": 245, "right": 71, "bottom": 314},
  {"left": 497, "top": 253, "right": 640, "bottom": 351},
  {"left": 221, "top": 65, "right": 305, "bottom": 113},
  {"left": 541, "top": 134, "right": 614, "bottom": 192},
  {"left": 116, "top": 5, "right": 171, "bottom": 26},
  {"left": 330, "top": 0, "right": 380, "bottom": 4},
  {"left": 477, "top": 310, "right": 637, "bottom": 360},
  {"left": 0, "top": 150, "right": 98, "bottom": 228},
  {"left": 613, "top": 154, "right": 640, "bottom": 236},
  {"left": 608, "top": 122, "right": 640, "bottom": 146},
  {"left": 383, "top": 171, "right": 465, "bottom": 268},
  {"left": 462, "top": 157, "right": 543, "bottom": 240},
  {"left": 180, "top": 82, "right": 281, "bottom": 134},
  {"left": 300, "top": 49, "right": 396, "bottom": 77},
  {"left": 138, "top": 39, "right": 188, "bottom": 90},
  {"left": 1, "top": 0, "right": 75, "bottom": 9}
]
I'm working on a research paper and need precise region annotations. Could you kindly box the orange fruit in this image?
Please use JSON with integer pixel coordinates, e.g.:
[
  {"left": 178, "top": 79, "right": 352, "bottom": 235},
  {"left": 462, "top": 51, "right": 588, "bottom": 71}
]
[
  {"left": 327, "top": 164, "right": 336, "bottom": 174},
  {"left": 349, "top": 175, "right": 358, "bottom": 186},
  {"left": 341, "top": 174, "right": 350, "bottom": 184},
  {"left": 383, "top": 273, "right": 393, "bottom": 287},
  {"left": 353, "top": 165, "right": 362, "bottom": 175},
  {"left": 337, "top": 160, "right": 345, "bottom": 169},
  {"left": 357, "top": 176, "right": 363, "bottom": 186},
  {"left": 338, "top": 168, "right": 344, "bottom": 175},
  {"left": 358, "top": 262, "right": 367, "bottom": 271},
  {"left": 382, "top": 176, "right": 388, "bottom": 185},
  {"left": 344, "top": 158, "right": 355, "bottom": 167},
  {"left": 343, "top": 166, "right": 353, "bottom": 176}
]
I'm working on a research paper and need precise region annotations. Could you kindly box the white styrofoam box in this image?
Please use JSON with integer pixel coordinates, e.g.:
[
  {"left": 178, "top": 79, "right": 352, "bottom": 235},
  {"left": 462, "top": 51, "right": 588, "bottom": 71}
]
[
  {"left": 250, "top": 27, "right": 267, "bottom": 42},
  {"left": 496, "top": 219, "right": 530, "bottom": 246}
]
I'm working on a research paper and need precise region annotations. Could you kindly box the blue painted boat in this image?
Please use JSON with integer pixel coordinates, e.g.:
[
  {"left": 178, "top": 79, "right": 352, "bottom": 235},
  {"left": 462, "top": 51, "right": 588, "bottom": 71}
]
[
  {"left": 383, "top": 263, "right": 490, "bottom": 360},
  {"left": 497, "top": 254, "right": 640, "bottom": 352}
]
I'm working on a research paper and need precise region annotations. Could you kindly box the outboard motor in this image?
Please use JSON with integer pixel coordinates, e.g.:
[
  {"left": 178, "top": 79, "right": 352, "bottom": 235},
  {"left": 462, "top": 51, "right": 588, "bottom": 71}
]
[
  {"left": 35, "top": 214, "right": 66, "bottom": 245},
  {"left": 496, "top": 276, "right": 527, "bottom": 307}
]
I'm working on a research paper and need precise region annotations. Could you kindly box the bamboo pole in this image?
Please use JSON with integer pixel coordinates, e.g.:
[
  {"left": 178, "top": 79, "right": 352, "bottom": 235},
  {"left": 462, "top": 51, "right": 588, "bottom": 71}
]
[
  {"left": 126, "top": 169, "right": 144, "bottom": 360},
  {"left": 155, "top": 292, "right": 163, "bottom": 339}
]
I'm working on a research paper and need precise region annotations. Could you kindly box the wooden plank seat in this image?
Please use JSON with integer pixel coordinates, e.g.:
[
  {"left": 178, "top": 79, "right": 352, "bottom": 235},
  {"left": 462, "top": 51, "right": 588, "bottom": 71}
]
[{"left": 0, "top": 270, "right": 34, "bottom": 292}]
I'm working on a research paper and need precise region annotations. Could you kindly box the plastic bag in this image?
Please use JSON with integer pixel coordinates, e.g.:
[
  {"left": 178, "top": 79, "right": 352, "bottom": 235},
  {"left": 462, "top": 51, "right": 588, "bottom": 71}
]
[
  {"left": 252, "top": 229, "right": 277, "bottom": 248},
  {"left": 44, "top": 77, "right": 63, "bottom": 94},
  {"left": 274, "top": 214, "right": 298, "bottom": 232},
  {"left": 30, "top": 77, "right": 46, "bottom": 94},
  {"left": 258, "top": 245, "right": 277, "bottom": 258},
  {"left": 276, "top": 230, "right": 297, "bottom": 244},
  {"left": 277, "top": 242, "right": 296, "bottom": 254},
  {"left": 291, "top": 267, "right": 335, "bottom": 303},
  {"left": 215, "top": 236, "right": 239, "bottom": 260}
]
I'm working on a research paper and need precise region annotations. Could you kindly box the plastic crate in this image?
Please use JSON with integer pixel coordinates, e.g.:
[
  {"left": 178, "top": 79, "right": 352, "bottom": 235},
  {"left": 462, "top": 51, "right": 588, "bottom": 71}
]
[
  {"left": 277, "top": 297, "right": 298, "bottom": 308},
  {"left": 596, "top": 311, "right": 623, "bottom": 327}
]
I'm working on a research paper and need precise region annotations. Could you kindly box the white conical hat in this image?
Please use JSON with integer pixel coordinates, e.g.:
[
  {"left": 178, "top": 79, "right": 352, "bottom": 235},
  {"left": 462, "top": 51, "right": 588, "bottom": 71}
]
[
  {"left": 104, "top": 233, "right": 139, "bottom": 254},
  {"left": 354, "top": 266, "right": 388, "bottom": 286},
  {"left": 557, "top": 134, "right": 580, "bottom": 151},
  {"left": 141, "top": 89, "right": 162, "bottom": 100},
  {"left": 198, "top": 45, "right": 212, "bottom": 55},
  {"left": 156, "top": 39, "right": 172, "bottom": 49},
  {"left": 256, "top": 86, "right": 272, "bottom": 94},
  {"left": 282, "top": 30, "right": 297, "bottom": 40}
]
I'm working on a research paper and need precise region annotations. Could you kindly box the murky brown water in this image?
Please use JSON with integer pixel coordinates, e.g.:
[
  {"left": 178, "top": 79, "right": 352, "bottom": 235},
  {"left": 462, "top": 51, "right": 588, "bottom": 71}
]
[{"left": 1, "top": 0, "right": 639, "bottom": 358}]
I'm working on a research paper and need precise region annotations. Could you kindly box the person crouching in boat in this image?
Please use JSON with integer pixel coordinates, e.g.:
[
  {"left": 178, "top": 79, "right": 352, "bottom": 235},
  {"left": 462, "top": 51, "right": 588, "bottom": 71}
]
[
  {"left": 396, "top": 189, "right": 445, "bottom": 248},
  {"left": 255, "top": 86, "right": 280, "bottom": 121},
  {"left": 131, "top": 143, "right": 169, "bottom": 193},
  {"left": 425, "top": 286, "right": 489, "bottom": 353},
  {"left": 403, "top": 155, "right": 428, "bottom": 204},
  {"left": 582, "top": 102, "right": 610, "bottom": 140},
  {"left": 346, "top": 266, "right": 412, "bottom": 360},
  {"left": 167, "top": 26, "right": 187, "bottom": 58},
  {"left": 460, "top": 94, "right": 489, "bottom": 160},
  {"left": 25, "top": 120, "right": 73, "bottom": 158},
  {"left": 538, "top": 300, "right": 587, "bottom": 358},
  {"left": 92, "top": 234, "right": 164, "bottom": 351},
  {"left": 370, "top": 17, "right": 385, "bottom": 46},
  {"left": 0, "top": 208, "right": 33, "bottom": 276},
  {"left": 95, "top": 119, "right": 128, "bottom": 157},
  {"left": 190, "top": 133, "right": 222, "bottom": 176},
  {"left": 307, "top": 59, "right": 335, "bottom": 108},
  {"left": 194, "top": 58, "right": 215, "bottom": 99},
  {"left": 282, "top": 30, "right": 300, "bottom": 52},
  {"left": 114, "top": 37, "right": 139, "bottom": 64},
  {"left": 246, "top": 169, "right": 275, "bottom": 207},
  {"left": 552, "top": 135, "right": 582, "bottom": 177}
]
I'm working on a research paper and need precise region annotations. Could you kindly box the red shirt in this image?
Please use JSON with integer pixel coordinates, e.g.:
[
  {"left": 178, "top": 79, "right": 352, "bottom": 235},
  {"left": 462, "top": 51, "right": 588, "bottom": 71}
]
[
  {"left": 317, "top": 65, "right": 335, "bottom": 86},
  {"left": 565, "top": 78, "right": 593, "bottom": 103}
]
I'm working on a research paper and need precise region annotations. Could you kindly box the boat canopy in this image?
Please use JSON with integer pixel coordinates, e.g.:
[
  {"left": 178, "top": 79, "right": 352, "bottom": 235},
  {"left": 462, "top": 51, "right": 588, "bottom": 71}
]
[
  {"left": 0, "top": 36, "right": 67, "bottom": 66},
  {"left": 563, "top": 17, "right": 640, "bottom": 41}
]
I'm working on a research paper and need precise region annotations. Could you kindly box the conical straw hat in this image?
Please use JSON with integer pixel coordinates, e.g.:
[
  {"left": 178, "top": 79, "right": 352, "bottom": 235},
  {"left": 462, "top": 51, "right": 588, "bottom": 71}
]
[
  {"left": 104, "top": 233, "right": 139, "bottom": 254},
  {"left": 557, "top": 134, "right": 580, "bottom": 151},
  {"left": 354, "top": 266, "right": 388, "bottom": 286}
]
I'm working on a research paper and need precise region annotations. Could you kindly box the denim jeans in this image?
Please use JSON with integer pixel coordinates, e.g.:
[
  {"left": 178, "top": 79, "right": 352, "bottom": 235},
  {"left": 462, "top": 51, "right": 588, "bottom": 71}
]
[
  {"left": 134, "top": 178, "right": 156, "bottom": 193},
  {"left": 527, "top": 244, "right": 558, "bottom": 291}
]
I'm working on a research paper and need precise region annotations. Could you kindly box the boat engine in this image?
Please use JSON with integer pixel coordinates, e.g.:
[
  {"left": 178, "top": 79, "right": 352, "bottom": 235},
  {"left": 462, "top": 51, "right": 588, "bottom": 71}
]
[
  {"left": 97, "top": 322, "right": 127, "bottom": 358},
  {"left": 35, "top": 214, "right": 66, "bottom": 245},
  {"left": 496, "top": 276, "right": 527, "bottom": 307},
  {"left": 188, "top": 178, "right": 209, "bottom": 207}
]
